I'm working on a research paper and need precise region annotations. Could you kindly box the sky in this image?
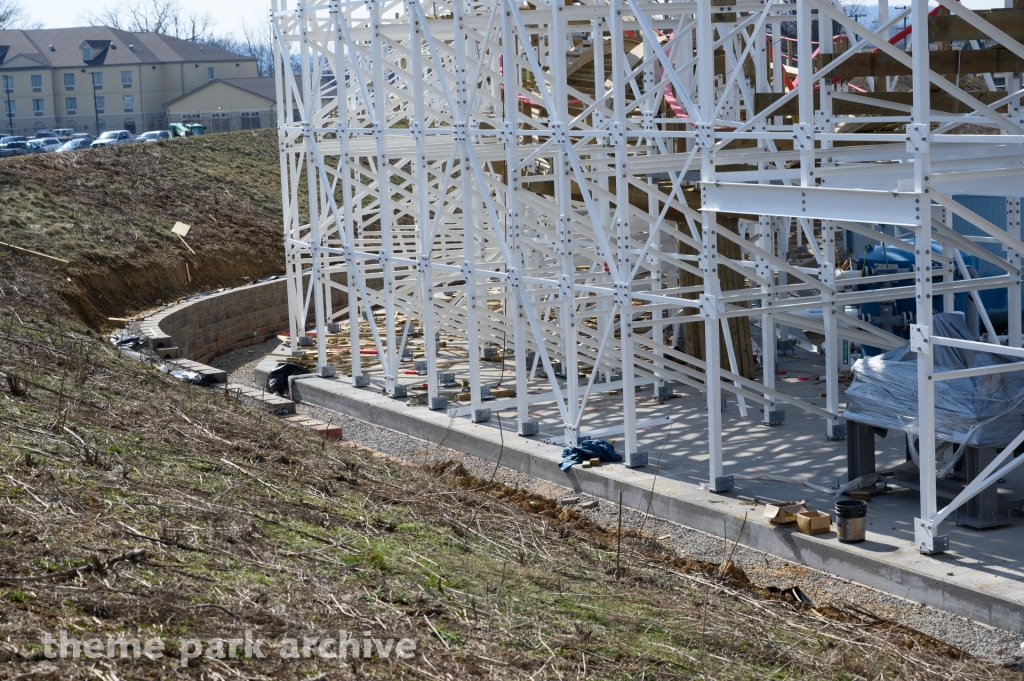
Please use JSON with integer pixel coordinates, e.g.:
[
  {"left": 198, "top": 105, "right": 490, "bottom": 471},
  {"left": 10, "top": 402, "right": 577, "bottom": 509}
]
[
  {"left": 30, "top": 0, "right": 268, "bottom": 38},
  {"left": 25, "top": 0, "right": 1014, "bottom": 37}
]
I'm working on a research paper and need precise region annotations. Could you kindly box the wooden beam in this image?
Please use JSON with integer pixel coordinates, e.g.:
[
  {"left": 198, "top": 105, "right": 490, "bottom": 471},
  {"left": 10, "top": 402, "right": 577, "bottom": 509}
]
[
  {"left": 0, "top": 240, "right": 69, "bottom": 265},
  {"left": 927, "top": 9, "right": 1024, "bottom": 43},
  {"left": 754, "top": 90, "right": 1009, "bottom": 118},
  {"left": 817, "top": 47, "right": 1024, "bottom": 78}
]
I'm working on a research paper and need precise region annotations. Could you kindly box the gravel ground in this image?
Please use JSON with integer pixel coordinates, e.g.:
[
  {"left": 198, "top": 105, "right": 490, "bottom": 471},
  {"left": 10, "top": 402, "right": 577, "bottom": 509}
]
[
  {"left": 210, "top": 337, "right": 283, "bottom": 386},
  {"left": 210, "top": 342, "right": 1024, "bottom": 667}
]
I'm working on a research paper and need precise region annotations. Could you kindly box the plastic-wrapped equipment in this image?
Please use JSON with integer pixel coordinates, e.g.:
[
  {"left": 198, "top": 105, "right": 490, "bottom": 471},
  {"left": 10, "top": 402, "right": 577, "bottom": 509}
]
[
  {"left": 843, "top": 313, "right": 1024, "bottom": 447},
  {"left": 265, "top": 362, "right": 310, "bottom": 396}
]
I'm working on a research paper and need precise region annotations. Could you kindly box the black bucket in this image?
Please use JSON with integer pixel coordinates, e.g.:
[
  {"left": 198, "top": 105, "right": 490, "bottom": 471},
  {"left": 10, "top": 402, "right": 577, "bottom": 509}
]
[{"left": 835, "top": 499, "right": 867, "bottom": 543}]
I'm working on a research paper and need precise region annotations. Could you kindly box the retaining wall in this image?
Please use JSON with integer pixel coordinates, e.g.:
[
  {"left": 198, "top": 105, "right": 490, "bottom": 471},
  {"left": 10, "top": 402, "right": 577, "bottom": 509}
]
[{"left": 139, "top": 278, "right": 301, "bottom": 364}]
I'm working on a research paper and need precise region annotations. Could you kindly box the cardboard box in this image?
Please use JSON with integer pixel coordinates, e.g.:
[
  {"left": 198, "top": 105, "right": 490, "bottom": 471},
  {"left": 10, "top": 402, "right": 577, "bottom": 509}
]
[
  {"left": 796, "top": 510, "right": 832, "bottom": 536},
  {"left": 763, "top": 501, "right": 811, "bottom": 527}
]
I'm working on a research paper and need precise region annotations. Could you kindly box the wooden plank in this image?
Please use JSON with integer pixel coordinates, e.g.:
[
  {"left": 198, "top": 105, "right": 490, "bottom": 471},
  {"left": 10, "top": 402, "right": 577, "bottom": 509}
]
[
  {"left": 753, "top": 90, "right": 1009, "bottom": 118},
  {"left": 0, "top": 240, "right": 69, "bottom": 264},
  {"left": 927, "top": 9, "right": 1024, "bottom": 43},
  {"left": 817, "top": 48, "right": 1024, "bottom": 78},
  {"left": 678, "top": 217, "right": 756, "bottom": 381}
]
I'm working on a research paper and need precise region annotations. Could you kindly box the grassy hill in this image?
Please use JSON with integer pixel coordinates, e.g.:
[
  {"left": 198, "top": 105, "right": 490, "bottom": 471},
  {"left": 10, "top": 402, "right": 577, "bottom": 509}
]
[
  {"left": 0, "top": 316, "right": 1010, "bottom": 679},
  {"left": 0, "top": 131, "right": 285, "bottom": 326},
  {"left": 0, "top": 132, "right": 1017, "bottom": 679}
]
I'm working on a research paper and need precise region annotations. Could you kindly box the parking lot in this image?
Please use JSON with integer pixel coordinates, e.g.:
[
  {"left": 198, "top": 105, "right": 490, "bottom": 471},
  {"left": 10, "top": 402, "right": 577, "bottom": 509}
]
[{"left": 0, "top": 127, "right": 182, "bottom": 157}]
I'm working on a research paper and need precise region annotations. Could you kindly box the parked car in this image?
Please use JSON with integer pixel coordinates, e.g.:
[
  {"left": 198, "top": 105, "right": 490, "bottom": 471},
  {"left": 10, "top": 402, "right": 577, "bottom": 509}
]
[
  {"left": 133, "top": 130, "right": 171, "bottom": 143},
  {"left": 57, "top": 138, "right": 93, "bottom": 152},
  {"left": 0, "top": 135, "right": 27, "bottom": 146},
  {"left": 52, "top": 128, "right": 76, "bottom": 141},
  {"left": 71, "top": 133, "right": 93, "bottom": 140},
  {"left": 0, "top": 141, "right": 29, "bottom": 157},
  {"left": 33, "top": 130, "right": 56, "bottom": 139},
  {"left": 90, "top": 130, "right": 134, "bottom": 148},
  {"left": 27, "top": 137, "right": 62, "bottom": 153}
]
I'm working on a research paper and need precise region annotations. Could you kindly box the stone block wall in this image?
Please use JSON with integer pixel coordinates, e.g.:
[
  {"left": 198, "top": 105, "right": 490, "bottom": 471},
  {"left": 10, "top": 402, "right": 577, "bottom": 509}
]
[{"left": 140, "top": 278, "right": 318, "bottom": 364}]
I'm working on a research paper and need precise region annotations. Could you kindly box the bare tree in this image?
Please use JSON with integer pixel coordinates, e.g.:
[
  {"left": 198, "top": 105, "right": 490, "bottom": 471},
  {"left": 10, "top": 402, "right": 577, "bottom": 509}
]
[
  {"left": 200, "top": 18, "right": 296, "bottom": 77},
  {"left": 0, "top": 0, "right": 41, "bottom": 30},
  {"left": 240, "top": 18, "right": 277, "bottom": 77},
  {"left": 79, "top": 0, "right": 214, "bottom": 42},
  {"left": 840, "top": 1, "right": 871, "bottom": 24},
  {"left": 774, "top": 0, "right": 875, "bottom": 40}
]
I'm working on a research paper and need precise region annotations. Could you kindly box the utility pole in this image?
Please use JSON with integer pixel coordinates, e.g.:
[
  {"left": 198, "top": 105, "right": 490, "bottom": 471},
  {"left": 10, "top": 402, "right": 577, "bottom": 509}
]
[
  {"left": 3, "top": 76, "right": 13, "bottom": 135},
  {"left": 91, "top": 72, "right": 100, "bottom": 134},
  {"left": 893, "top": 5, "right": 909, "bottom": 49}
]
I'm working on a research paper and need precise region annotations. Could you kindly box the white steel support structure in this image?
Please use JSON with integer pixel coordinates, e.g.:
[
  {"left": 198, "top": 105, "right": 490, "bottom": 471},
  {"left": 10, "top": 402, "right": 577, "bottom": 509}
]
[{"left": 275, "top": 0, "right": 1024, "bottom": 553}]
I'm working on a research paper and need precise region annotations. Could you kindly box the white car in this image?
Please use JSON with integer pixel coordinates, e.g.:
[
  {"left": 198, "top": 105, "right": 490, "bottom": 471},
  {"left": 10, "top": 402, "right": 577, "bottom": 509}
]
[
  {"left": 133, "top": 130, "right": 171, "bottom": 143},
  {"left": 28, "top": 137, "right": 62, "bottom": 153},
  {"left": 90, "top": 130, "right": 135, "bottom": 148}
]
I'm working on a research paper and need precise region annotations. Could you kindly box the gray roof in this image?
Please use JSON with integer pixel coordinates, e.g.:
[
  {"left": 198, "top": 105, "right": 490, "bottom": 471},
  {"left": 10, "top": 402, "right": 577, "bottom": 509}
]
[
  {"left": 165, "top": 76, "right": 297, "bottom": 106},
  {"left": 0, "top": 26, "right": 255, "bottom": 69},
  {"left": 216, "top": 77, "right": 279, "bottom": 101}
]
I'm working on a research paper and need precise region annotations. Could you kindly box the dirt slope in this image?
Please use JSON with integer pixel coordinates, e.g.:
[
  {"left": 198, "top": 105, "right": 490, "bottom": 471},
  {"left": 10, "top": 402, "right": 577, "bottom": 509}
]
[
  {"left": 0, "top": 314, "right": 1016, "bottom": 679},
  {"left": 0, "top": 130, "right": 285, "bottom": 326}
]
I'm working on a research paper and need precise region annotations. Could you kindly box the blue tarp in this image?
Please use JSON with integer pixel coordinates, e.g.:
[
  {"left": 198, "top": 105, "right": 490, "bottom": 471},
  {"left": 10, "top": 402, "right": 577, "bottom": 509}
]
[{"left": 560, "top": 439, "right": 622, "bottom": 471}]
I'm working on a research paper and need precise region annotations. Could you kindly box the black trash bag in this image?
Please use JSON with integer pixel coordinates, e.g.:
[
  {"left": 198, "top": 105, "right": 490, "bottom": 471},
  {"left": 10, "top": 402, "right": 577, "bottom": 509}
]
[
  {"left": 111, "top": 333, "right": 144, "bottom": 348},
  {"left": 266, "top": 362, "right": 310, "bottom": 396}
]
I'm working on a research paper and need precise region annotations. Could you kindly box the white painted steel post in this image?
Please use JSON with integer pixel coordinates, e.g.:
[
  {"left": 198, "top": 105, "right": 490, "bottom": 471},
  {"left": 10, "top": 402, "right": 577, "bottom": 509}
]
[
  {"left": 818, "top": 14, "right": 844, "bottom": 439},
  {"left": 698, "top": 0, "right": 728, "bottom": 490},
  {"left": 298, "top": 0, "right": 331, "bottom": 377},
  {"left": 502, "top": 3, "right": 534, "bottom": 434},
  {"left": 1008, "top": 197, "right": 1022, "bottom": 347},
  {"left": 909, "top": 0, "right": 944, "bottom": 554},
  {"left": 758, "top": 215, "right": 778, "bottom": 424},
  {"left": 368, "top": 0, "right": 398, "bottom": 395},
  {"left": 822, "top": 220, "right": 843, "bottom": 439},
  {"left": 327, "top": 0, "right": 364, "bottom": 387},
  {"left": 274, "top": 0, "right": 301, "bottom": 354},
  {"left": 408, "top": 0, "right": 441, "bottom": 407},
  {"left": 455, "top": 0, "right": 484, "bottom": 420},
  {"left": 550, "top": 0, "right": 579, "bottom": 443},
  {"left": 611, "top": 0, "right": 640, "bottom": 463}
]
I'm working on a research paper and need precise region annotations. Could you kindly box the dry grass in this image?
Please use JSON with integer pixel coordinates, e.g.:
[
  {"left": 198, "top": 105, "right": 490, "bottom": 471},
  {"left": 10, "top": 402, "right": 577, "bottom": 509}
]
[
  {"left": 0, "top": 130, "right": 281, "bottom": 262},
  {"left": 0, "top": 307, "right": 1018, "bottom": 679},
  {"left": 0, "top": 131, "right": 286, "bottom": 326}
]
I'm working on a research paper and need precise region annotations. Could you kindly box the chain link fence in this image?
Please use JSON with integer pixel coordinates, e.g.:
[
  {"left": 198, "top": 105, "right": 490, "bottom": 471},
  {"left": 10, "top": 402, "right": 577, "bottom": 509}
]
[{"left": 171, "top": 110, "right": 279, "bottom": 134}]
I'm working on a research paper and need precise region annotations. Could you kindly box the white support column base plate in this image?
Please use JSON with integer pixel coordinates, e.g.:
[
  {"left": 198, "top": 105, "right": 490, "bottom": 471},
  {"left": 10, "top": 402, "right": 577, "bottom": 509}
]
[{"left": 915, "top": 518, "right": 949, "bottom": 554}]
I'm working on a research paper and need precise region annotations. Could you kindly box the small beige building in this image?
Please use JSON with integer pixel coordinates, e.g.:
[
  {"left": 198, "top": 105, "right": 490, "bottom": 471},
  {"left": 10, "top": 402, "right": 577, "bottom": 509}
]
[
  {"left": 165, "top": 77, "right": 284, "bottom": 133},
  {"left": 0, "top": 26, "right": 257, "bottom": 135}
]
